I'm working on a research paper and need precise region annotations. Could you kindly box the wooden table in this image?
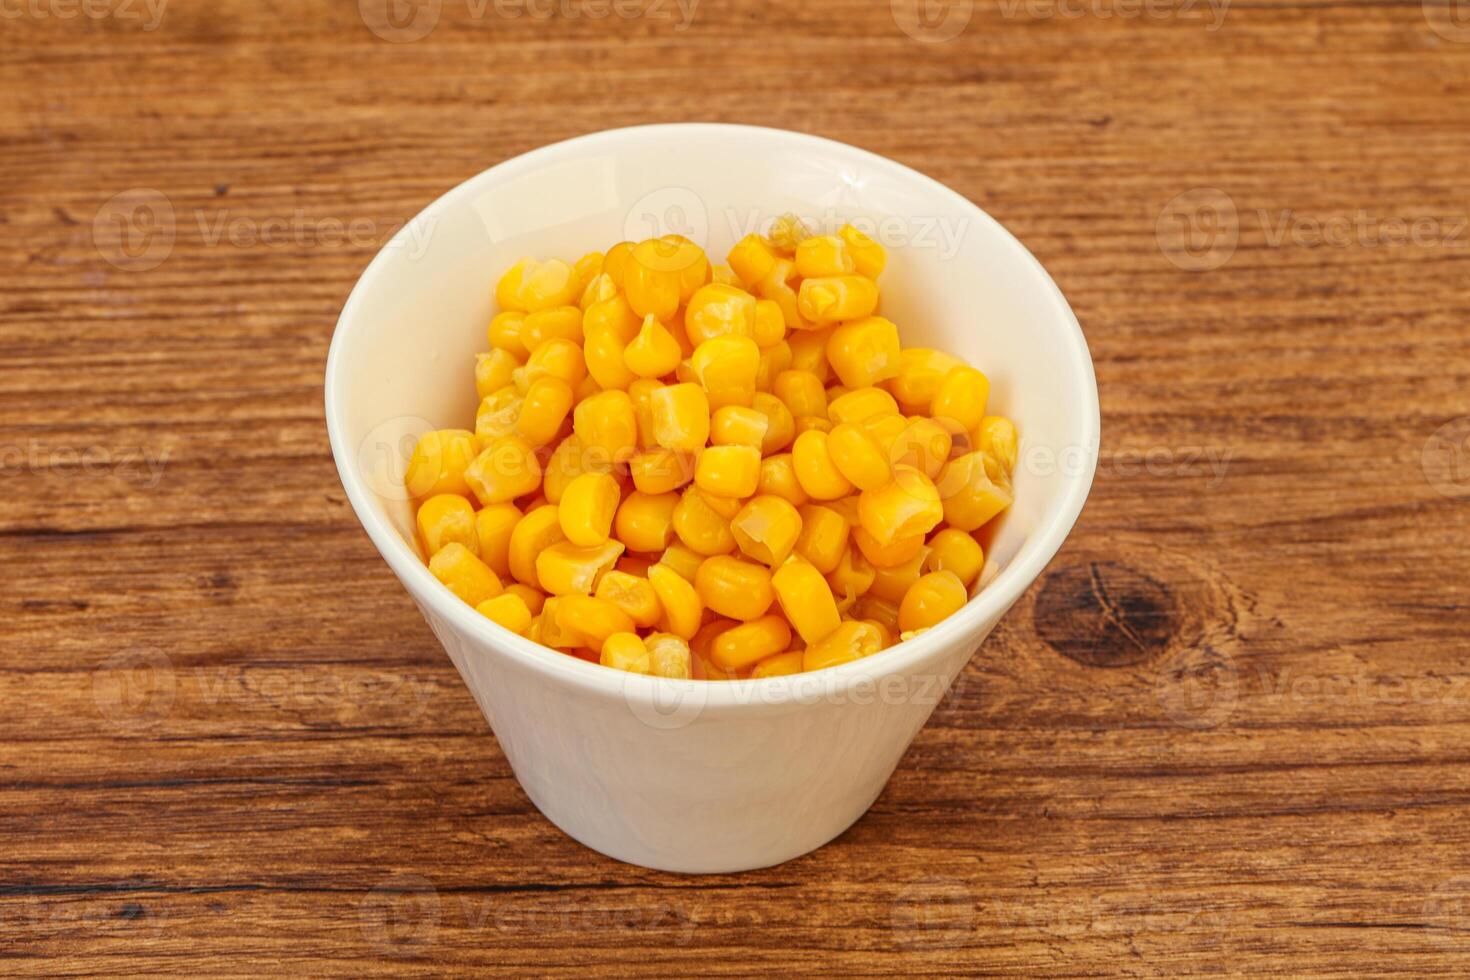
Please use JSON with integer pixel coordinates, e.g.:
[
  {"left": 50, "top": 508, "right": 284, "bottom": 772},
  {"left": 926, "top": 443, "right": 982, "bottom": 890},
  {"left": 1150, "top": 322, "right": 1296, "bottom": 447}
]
[{"left": 4, "top": 0, "right": 1469, "bottom": 974}]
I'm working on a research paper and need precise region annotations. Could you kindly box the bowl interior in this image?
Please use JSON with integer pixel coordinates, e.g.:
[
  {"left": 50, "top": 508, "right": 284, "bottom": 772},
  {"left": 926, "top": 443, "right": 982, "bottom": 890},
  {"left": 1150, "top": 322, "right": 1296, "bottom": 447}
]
[{"left": 330, "top": 124, "right": 1096, "bottom": 614}]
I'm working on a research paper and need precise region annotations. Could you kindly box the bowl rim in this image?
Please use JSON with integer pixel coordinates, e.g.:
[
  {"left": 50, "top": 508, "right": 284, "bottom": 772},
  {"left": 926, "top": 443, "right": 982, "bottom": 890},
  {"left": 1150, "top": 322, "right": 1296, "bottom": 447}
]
[{"left": 325, "top": 122, "right": 1100, "bottom": 709}]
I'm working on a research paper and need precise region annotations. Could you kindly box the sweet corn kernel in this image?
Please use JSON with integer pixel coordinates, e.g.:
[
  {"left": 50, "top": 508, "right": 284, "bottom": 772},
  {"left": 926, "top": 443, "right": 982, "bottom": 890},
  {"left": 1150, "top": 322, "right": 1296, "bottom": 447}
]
[
  {"left": 750, "top": 650, "right": 803, "bottom": 678},
  {"left": 685, "top": 283, "right": 757, "bottom": 346},
  {"left": 536, "top": 539, "right": 624, "bottom": 596},
  {"left": 755, "top": 341, "right": 793, "bottom": 392},
  {"left": 574, "top": 390, "right": 638, "bottom": 462},
  {"left": 864, "top": 413, "right": 908, "bottom": 456},
  {"left": 798, "top": 275, "right": 880, "bottom": 325},
  {"left": 648, "top": 562, "right": 703, "bottom": 639},
  {"left": 765, "top": 213, "right": 809, "bottom": 254},
  {"left": 536, "top": 597, "right": 575, "bottom": 649},
  {"left": 508, "top": 505, "right": 566, "bottom": 587},
  {"left": 727, "top": 234, "right": 780, "bottom": 289},
  {"left": 710, "top": 405, "right": 768, "bottom": 448},
  {"left": 624, "top": 239, "right": 685, "bottom": 321},
  {"left": 650, "top": 383, "right": 711, "bottom": 452},
  {"left": 626, "top": 378, "right": 662, "bottom": 450},
  {"left": 523, "top": 337, "right": 587, "bottom": 388},
  {"left": 488, "top": 311, "right": 529, "bottom": 359},
  {"left": 794, "top": 503, "right": 849, "bottom": 574},
  {"left": 645, "top": 632, "right": 693, "bottom": 679},
  {"left": 826, "top": 495, "right": 861, "bottom": 527},
  {"left": 473, "top": 502, "right": 522, "bottom": 578},
  {"left": 583, "top": 318, "right": 639, "bottom": 391},
  {"left": 837, "top": 224, "right": 886, "bottom": 279},
  {"left": 855, "top": 594, "right": 901, "bottom": 636},
  {"left": 658, "top": 543, "right": 704, "bottom": 583},
  {"left": 792, "top": 429, "right": 854, "bottom": 501},
  {"left": 696, "top": 488, "right": 743, "bottom": 520},
  {"left": 887, "top": 348, "right": 962, "bottom": 412},
  {"left": 601, "top": 632, "right": 651, "bottom": 674},
  {"left": 889, "top": 418, "right": 954, "bottom": 479},
  {"left": 774, "top": 370, "right": 828, "bottom": 420},
  {"left": 521, "top": 306, "right": 583, "bottom": 351},
  {"left": 464, "top": 435, "right": 543, "bottom": 506},
  {"left": 543, "top": 435, "right": 615, "bottom": 504},
  {"left": 429, "top": 543, "right": 502, "bottom": 607},
  {"left": 827, "top": 317, "right": 901, "bottom": 389},
  {"left": 757, "top": 259, "right": 813, "bottom": 332},
  {"left": 795, "top": 235, "right": 856, "bottom": 278},
  {"left": 753, "top": 299, "right": 787, "bottom": 348},
  {"left": 580, "top": 271, "right": 618, "bottom": 311},
  {"left": 710, "top": 615, "right": 792, "bottom": 672},
  {"left": 595, "top": 570, "right": 662, "bottom": 629},
  {"left": 787, "top": 325, "right": 834, "bottom": 382},
  {"left": 868, "top": 546, "right": 931, "bottom": 604},
  {"left": 558, "top": 472, "right": 620, "bottom": 546},
  {"left": 757, "top": 453, "right": 809, "bottom": 508},
  {"left": 415, "top": 493, "right": 479, "bottom": 559},
  {"left": 696, "top": 555, "right": 775, "bottom": 621},
  {"left": 827, "top": 386, "right": 899, "bottom": 426},
  {"left": 803, "top": 620, "right": 884, "bottom": 672},
  {"left": 794, "top": 416, "right": 832, "bottom": 436},
  {"left": 625, "top": 314, "right": 683, "bottom": 379},
  {"left": 899, "top": 571, "right": 968, "bottom": 633},
  {"left": 406, "top": 429, "right": 479, "bottom": 500},
  {"left": 672, "top": 485, "right": 737, "bottom": 556},
  {"left": 556, "top": 594, "right": 637, "bottom": 649},
  {"left": 827, "top": 545, "right": 877, "bottom": 605},
  {"left": 475, "top": 387, "right": 524, "bottom": 442},
  {"left": 771, "top": 556, "right": 842, "bottom": 644},
  {"left": 751, "top": 392, "right": 795, "bottom": 456},
  {"left": 938, "top": 451, "right": 1014, "bottom": 531},
  {"left": 614, "top": 490, "right": 679, "bottom": 554},
  {"left": 930, "top": 366, "right": 991, "bottom": 433},
  {"left": 858, "top": 465, "right": 945, "bottom": 546},
  {"left": 503, "top": 582, "right": 546, "bottom": 616},
  {"left": 476, "top": 349, "right": 522, "bottom": 399},
  {"left": 690, "top": 336, "right": 760, "bottom": 410},
  {"left": 730, "top": 495, "right": 802, "bottom": 566},
  {"left": 827, "top": 422, "right": 892, "bottom": 492},
  {"left": 710, "top": 264, "right": 741, "bottom": 287},
  {"left": 603, "top": 241, "right": 635, "bottom": 287},
  {"left": 695, "top": 444, "right": 761, "bottom": 499},
  {"left": 976, "top": 416, "right": 1019, "bottom": 473},
  {"left": 924, "top": 528, "right": 985, "bottom": 588},
  {"left": 498, "top": 258, "right": 579, "bottom": 313},
  {"left": 853, "top": 526, "right": 926, "bottom": 568},
  {"left": 516, "top": 377, "right": 575, "bottom": 447},
  {"left": 477, "top": 593, "right": 533, "bottom": 635},
  {"left": 630, "top": 448, "right": 696, "bottom": 495}
]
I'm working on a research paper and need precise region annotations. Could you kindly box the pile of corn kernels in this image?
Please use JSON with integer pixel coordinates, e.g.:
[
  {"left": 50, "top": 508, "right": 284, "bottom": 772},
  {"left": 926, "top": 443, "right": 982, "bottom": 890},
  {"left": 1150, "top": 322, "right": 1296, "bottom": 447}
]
[{"left": 406, "top": 217, "right": 1017, "bottom": 680}]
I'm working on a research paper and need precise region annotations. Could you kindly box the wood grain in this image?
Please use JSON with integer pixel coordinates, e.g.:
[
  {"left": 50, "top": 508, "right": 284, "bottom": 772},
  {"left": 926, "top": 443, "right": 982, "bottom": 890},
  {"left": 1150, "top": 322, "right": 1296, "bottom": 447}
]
[{"left": 3, "top": 0, "right": 1469, "bottom": 974}]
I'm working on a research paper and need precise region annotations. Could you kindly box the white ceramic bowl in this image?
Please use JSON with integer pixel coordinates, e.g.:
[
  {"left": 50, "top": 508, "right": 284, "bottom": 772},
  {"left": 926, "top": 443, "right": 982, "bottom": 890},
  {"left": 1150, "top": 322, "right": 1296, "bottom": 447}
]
[{"left": 325, "top": 123, "right": 1099, "bottom": 873}]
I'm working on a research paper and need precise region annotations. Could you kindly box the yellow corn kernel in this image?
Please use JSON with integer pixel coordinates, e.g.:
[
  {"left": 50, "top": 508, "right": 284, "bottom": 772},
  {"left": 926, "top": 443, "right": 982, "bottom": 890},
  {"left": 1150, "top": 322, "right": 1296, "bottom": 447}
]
[
  {"left": 498, "top": 258, "right": 579, "bottom": 313},
  {"left": 827, "top": 385, "right": 850, "bottom": 403},
  {"left": 931, "top": 366, "right": 992, "bottom": 435},
  {"left": 658, "top": 543, "right": 705, "bottom": 583},
  {"left": 770, "top": 556, "right": 842, "bottom": 645},
  {"left": 727, "top": 233, "right": 780, "bottom": 288},
  {"left": 827, "top": 386, "right": 899, "bottom": 426},
  {"left": 664, "top": 235, "right": 711, "bottom": 301},
  {"left": 429, "top": 542, "right": 502, "bottom": 607},
  {"left": 887, "top": 348, "right": 962, "bottom": 413},
  {"left": 603, "top": 241, "right": 635, "bottom": 287},
  {"left": 757, "top": 453, "right": 808, "bottom": 508},
  {"left": 976, "top": 416, "right": 1019, "bottom": 473},
  {"left": 600, "top": 632, "right": 652, "bottom": 674},
  {"left": 580, "top": 271, "right": 618, "bottom": 311},
  {"left": 582, "top": 326, "right": 636, "bottom": 391},
  {"left": 797, "top": 275, "right": 880, "bottom": 325},
  {"left": 826, "top": 495, "right": 861, "bottom": 527},
  {"left": 899, "top": 571, "right": 968, "bottom": 633},
  {"left": 477, "top": 593, "right": 533, "bottom": 635},
  {"left": 536, "top": 539, "right": 625, "bottom": 596},
  {"left": 572, "top": 250, "right": 604, "bottom": 292},
  {"left": 487, "top": 311, "right": 529, "bottom": 359},
  {"left": 710, "top": 406, "right": 769, "bottom": 449},
  {"left": 924, "top": 528, "right": 985, "bottom": 589},
  {"left": 543, "top": 435, "right": 615, "bottom": 504},
  {"left": 791, "top": 429, "right": 854, "bottom": 501},
  {"left": 827, "top": 316, "right": 901, "bottom": 389},
  {"left": 672, "top": 485, "right": 737, "bottom": 556},
  {"left": 503, "top": 582, "right": 546, "bottom": 616},
  {"left": 695, "top": 555, "right": 775, "bottom": 621},
  {"left": 853, "top": 526, "right": 926, "bottom": 569},
  {"left": 746, "top": 394, "right": 791, "bottom": 457},
  {"left": 855, "top": 594, "right": 901, "bottom": 637},
  {"left": 624, "top": 314, "right": 683, "bottom": 379},
  {"left": 473, "top": 502, "right": 522, "bottom": 578},
  {"left": 508, "top": 505, "right": 566, "bottom": 587},
  {"left": 827, "top": 544, "right": 876, "bottom": 606},
  {"left": 536, "top": 597, "right": 574, "bottom": 649},
  {"left": 787, "top": 325, "right": 834, "bottom": 382},
  {"left": 556, "top": 594, "right": 637, "bottom": 649},
  {"left": 864, "top": 413, "right": 908, "bottom": 456},
  {"left": 751, "top": 650, "right": 804, "bottom": 678},
  {"left": 523, "top": 338, "right": 586, "bottom": 388},
  {"left": 803, "top": 620, "right": 884, "bottom": 672},
  {"left": 827, "top": 422, "right": 892, "bottom": 492},
  {"left": 649, "top": 383, "right": 711, "bottom": 452},
  {"left": 558, "top": 472, "right": 620, "bottom": 547},
  {"left": 794, "top": 416, "right": 832, "bottom": 436},
  {"left": 614, "top": 490, "right": 679, "bottom": 554},
  {"left": 594, "top": 570, "right": 662, "bottom": 629},
  {"left": 475, "top": 387, "right": 524, "bottom": 443},
  {"left": 695, "top": 445, "right": 761, "bottom": 499},
  {"left": 625, "top": 238, "right": 704, "bottom": 320},
  {"left": 574, "top": 390, "right": 638, "bottom": 462},
  {"left": 838, "top": 224, "right": 887, "bottom": 280},
  {"left": 767, "top": 213, "right": 811, "bottom": 254},
  {"left": 417, "top": 493, "right": 478, "bottom": 557},
  {"left": 773, "top": 370, "right": 828, "bottom": 420},
  {"left": 685, "top": 283, "right": 757, "bottom": 346},
  {"left": 621, "top": 378, "right": 659, "bottom": 451},
  {"left": 630, "top": 448, "right": 696, "bottom": 495},
  {"left": 753, "top": 299, "right": 787, "bottom": 348},
  {"left": 464, "top": 435, "right": 542, "bottom": 506},
  {"left": 868, "top": 546, "right": 931, "bottom": 604},
  {"left": 515, "top": 377, "right": 574, "bottom": 447},
  {"left": 690, "top": 336, "right": 760, "bottom": 410},
  {"left": 521, "top": 305, "right": 583, "bottom": 352},
  {"left": 756, "top": 259, "right": 813, "bottom": 332},
  {"left": 695, "top": 488, "right": 743, "bottom": 520},
  {"left": 890, "top": 418, "right": 954, "bottom": 480},
  {"left": 794, "top": 234, "right": 856, "bottom": 278},
  {"left": 645, "top": 632, "right": 693, "bottom": 679},
  {"left": 710, "top": 264, "right": 741, "bottom": 288},
  {"left": 711, "top": 615, "right": 792, "bottom": 672},
  {"left": 858, "top": 465, "right": 945, "bottom": 546},
  {"left": 406, "top": 429, "right": 479, "bottom": 500},
  {"left": 937, "top": 451, "right": 1014, "bottom": 531},
  {"left": 476, "top": 349, "right": 521, "bottom": 399},
  {"left": 730, "top": 495, "right": 802, "bottom": 567},
  {"left": 755, "top": 341, "right": 793, "bottom": 393},
  {"left": 585, "top": 290, "right": 641, "bottom": 343},
  {"left": 648, "top": 562, "right": 703, "bottom": 639},
  {"left": 794, "top": 503, "right": 849, "bottom": 574}
]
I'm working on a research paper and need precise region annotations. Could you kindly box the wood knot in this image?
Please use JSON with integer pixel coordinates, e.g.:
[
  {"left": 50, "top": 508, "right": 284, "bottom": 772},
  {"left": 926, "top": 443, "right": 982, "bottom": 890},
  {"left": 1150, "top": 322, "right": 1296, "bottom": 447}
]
[{"left": 1033, "top": 561, "right": 1178, "bottom": 668}]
